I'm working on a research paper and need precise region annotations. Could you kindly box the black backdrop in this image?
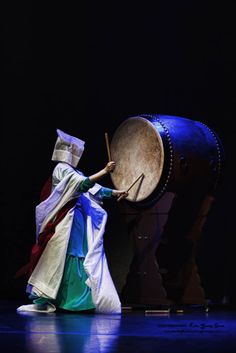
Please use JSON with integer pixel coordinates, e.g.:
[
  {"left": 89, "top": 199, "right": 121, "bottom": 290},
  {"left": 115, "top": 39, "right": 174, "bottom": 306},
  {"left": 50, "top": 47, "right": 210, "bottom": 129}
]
[{"left": 2, "top": 1, "right": 236, "bottom": 304}]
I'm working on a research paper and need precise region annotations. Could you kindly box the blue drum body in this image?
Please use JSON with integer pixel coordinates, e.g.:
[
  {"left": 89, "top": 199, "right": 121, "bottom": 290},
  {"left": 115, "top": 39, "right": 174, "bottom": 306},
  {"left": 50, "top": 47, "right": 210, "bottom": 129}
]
[{"left": 110, "top": 114, "right": 224, "bottom": 206}]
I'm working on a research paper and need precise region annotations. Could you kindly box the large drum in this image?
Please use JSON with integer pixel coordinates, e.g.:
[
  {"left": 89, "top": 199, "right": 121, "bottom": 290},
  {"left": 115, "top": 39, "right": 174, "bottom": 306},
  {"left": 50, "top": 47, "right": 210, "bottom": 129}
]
[{"left": 110, "top": 114, "right": 223, "bottom": 205}]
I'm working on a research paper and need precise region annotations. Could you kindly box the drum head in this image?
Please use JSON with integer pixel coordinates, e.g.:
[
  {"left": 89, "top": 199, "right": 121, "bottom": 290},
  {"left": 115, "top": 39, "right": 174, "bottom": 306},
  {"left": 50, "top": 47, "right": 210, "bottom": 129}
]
[{"left": 110, "top": 116, "right": 164, "bottom": 202}]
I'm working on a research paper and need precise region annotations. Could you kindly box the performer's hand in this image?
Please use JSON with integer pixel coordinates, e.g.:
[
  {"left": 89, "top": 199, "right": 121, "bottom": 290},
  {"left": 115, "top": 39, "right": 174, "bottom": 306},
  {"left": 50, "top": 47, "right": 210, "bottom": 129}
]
[
  {"left": 112, "top": 190, "right": 129, "bottom": 200},
  {"left": 105, "top": 161, "right": 116, "bottom": 173},
  {"left": 89, "top": 161, "right": 116, "bottom": 182}
]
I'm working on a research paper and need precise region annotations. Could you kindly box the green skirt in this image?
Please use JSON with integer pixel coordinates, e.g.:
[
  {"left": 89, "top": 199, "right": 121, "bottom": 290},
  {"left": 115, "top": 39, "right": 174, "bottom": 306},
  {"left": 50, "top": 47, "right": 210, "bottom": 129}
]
[{"left": 33, "top": 255, "right": 95, "bottom": 311}]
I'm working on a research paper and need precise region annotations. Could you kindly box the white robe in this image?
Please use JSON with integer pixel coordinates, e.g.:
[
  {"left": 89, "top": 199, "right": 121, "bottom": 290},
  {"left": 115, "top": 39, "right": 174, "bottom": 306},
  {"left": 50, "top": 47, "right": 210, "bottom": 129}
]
[{"left": 27, "top": 162, "right": 121, "bottom": 314}]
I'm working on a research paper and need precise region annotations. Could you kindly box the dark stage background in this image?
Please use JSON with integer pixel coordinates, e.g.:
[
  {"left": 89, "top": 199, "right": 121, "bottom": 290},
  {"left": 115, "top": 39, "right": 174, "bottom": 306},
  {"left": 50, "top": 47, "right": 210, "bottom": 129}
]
[{"left": 2, "top": 1, "right": 236, "bottom": 305}]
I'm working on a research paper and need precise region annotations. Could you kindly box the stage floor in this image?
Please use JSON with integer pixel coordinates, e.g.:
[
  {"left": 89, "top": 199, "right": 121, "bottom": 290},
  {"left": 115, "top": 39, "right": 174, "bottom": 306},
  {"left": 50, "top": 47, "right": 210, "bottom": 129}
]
[{"left": 1, "top": 300, "right": 236, "bottom": 353}]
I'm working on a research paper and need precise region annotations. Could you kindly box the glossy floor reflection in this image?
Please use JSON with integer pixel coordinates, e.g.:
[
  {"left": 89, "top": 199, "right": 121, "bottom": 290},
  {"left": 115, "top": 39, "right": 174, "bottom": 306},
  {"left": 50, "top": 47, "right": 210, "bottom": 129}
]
[{"left": 1, "top": 301, "right": 236, "bottom": 353}]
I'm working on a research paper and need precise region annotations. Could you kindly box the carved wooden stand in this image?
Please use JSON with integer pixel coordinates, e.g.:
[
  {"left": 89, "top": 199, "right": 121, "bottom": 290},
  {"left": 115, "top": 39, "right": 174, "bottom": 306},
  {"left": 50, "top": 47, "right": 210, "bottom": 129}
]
[{"left": 120, "top": 191, "right": 215, "bottom": 308}]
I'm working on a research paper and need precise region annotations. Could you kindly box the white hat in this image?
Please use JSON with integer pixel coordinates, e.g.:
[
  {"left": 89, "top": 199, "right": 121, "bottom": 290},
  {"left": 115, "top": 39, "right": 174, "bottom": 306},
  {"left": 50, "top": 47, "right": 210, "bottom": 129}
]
[{"left": 51, "top": 129, "right": 85, "bottom": 167}]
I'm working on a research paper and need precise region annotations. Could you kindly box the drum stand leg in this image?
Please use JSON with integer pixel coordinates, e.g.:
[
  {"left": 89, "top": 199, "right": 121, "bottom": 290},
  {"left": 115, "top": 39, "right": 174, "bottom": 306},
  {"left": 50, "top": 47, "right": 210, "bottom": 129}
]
[
  {"left": 119, "top": 191, "right": 214, "bottom": 310},
  {"left": 156, "top": 192, "right": 215, "bottom": 308},
  {"left": 120, "top": 192, "right": 175, "bottom": 308}
]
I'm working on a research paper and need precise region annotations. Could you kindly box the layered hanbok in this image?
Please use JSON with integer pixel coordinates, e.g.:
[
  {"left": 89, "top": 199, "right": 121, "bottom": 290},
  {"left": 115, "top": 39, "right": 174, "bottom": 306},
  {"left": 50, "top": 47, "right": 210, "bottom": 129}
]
[{"left": 17, "top": 129, "right": 121, "bottom": 314}]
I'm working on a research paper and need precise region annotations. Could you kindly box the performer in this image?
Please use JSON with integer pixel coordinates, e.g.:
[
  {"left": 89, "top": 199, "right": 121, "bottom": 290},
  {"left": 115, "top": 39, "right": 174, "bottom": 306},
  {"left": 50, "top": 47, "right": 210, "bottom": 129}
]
[{"left": 16, "top": 129, "right": 128, "bottom": 314}]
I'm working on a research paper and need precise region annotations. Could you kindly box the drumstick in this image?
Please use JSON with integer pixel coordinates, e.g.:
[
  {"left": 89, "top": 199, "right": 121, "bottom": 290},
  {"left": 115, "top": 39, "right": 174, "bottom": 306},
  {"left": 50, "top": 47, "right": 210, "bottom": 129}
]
[
  {"left": 127, "top": 173, "right": 144, "bottom": 192},
  {"left": 105, "top": 132, "right": 112, "bottom": 162},
  {"left": 117, "top": 173, "right": 144, "bottom": 202}
]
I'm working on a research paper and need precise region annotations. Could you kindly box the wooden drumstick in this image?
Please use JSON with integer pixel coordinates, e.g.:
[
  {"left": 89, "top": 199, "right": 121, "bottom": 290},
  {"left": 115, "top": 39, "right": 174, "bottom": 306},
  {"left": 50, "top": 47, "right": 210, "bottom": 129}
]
[
  {"left": 117, "top": 173, "right": 144, "bottom": 202},
  {"left": 105, "top": 132, "right": 112, "bottom": 162},
  {"left": 127, "top": 173, "right": 144, "bottom": 192}
]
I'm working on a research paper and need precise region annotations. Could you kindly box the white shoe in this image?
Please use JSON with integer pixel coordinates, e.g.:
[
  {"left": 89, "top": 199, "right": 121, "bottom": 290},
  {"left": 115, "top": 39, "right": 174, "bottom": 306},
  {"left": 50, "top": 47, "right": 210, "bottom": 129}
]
[{"left": 16, "top": 303, "right": 56, "bottom": 313}]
